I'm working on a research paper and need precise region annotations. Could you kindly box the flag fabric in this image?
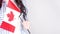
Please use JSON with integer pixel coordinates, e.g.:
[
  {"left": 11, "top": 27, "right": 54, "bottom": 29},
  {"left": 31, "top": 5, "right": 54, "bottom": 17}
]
[
  {"left": 0, "top": 0, "right": 22, "bottom": 34},
  {"left": 1, "top": 21, "right": 15, "bottom": 32}
]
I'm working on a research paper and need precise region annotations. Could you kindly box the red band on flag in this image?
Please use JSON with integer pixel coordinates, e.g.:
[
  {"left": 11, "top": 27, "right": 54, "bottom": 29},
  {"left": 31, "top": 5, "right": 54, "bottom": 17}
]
[
  {"left": 7, "top": 0, "right": 21, "bottom": 13},
  {"left": 1, "top": 21, "right": 15, "bottom": 33}
]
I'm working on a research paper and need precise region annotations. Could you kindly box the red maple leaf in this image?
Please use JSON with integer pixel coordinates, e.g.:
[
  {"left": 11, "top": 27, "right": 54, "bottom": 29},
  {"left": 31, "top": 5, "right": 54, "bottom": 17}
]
[{"left": 7, "top": 11, "right": 14, "bottom": 21}]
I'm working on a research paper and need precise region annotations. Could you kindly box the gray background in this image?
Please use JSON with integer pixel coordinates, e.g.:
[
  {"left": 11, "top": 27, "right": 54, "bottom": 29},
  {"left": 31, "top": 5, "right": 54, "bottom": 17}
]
[{"left": 24, "top": 0, "right": 60, "bottom": 34}]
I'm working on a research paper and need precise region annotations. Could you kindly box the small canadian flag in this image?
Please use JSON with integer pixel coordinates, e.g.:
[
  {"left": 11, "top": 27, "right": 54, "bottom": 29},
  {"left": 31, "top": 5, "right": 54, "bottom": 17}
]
[{"left": 0, "top": 0, "right": 21, "bottom": 34}]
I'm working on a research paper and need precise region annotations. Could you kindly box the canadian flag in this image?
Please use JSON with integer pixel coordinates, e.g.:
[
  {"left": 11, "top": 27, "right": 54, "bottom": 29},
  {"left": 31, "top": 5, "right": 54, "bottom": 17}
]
[{"left": 0, "top": 0, "right": 21, "bottom": 34}]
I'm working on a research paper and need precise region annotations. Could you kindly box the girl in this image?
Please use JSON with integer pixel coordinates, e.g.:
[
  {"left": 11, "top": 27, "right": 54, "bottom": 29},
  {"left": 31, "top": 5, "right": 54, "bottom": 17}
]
[
  {"left": 0, "top": 0, "right": 30, "bottom": 34},
  {"left": 14, "top": 0, "right": 30, "bottom": 34}
]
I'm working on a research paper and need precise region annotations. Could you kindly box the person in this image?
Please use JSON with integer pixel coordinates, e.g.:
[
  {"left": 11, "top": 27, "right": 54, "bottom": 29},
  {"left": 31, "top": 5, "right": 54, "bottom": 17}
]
[
  {"left": 14, "top": 0, "right": 30, "bottom": 34},
  {"left": 0, "top": 0, "right": 30, "bottom": 34}
]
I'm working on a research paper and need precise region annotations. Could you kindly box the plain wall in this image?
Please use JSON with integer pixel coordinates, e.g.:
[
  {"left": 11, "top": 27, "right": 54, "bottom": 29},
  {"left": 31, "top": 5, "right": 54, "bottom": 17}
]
[{"left": 25, "top": 0, "right": 60, "bottom": 34}]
